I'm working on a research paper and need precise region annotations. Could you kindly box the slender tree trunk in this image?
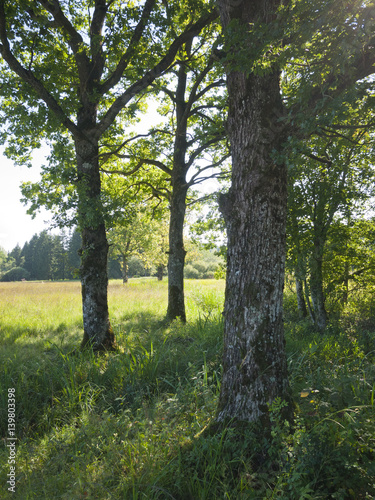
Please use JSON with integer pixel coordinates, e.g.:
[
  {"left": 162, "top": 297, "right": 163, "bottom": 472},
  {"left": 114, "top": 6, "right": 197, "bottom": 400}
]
[
  {"left": 309, "top": 239, "right": 328, "bottom": 331},
  {"left": 342, "top": 260, "right": 349, "bottom": 305},
  {"left": 122, "top": 254, "right": 129, "bottom": 283},
  {"left": 166, "top": 58, "right": 189, "bottom": 322},
  {"left": 157, "top": 265, "right": 164, "bottom": 281},
  {"left": 75, "top": 136, "right": 115, "bottom": 350},
  {"left": 216, "top": 0, "right": 291, "bottom": 425},
  {"left": 296, "top": 277, "right": 308, "bottom": 318},
  {"left": 304, "top": 278, "right": 315, "bottom": 323},
  {"left": 167, "top": 184, "right": 188, "bottom": 322}
]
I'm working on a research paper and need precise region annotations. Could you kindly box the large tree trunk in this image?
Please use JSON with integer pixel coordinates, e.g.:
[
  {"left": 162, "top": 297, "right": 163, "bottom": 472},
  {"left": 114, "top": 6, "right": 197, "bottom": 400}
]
[
  {"left": 75, "top": 136, "right": 115, "bottom": 350},
  {"left": 216, "top": 0, "right": 291, "bottom": 425},
  {"left": 166, "top": 184, "right": 188, "bottom": 322}
]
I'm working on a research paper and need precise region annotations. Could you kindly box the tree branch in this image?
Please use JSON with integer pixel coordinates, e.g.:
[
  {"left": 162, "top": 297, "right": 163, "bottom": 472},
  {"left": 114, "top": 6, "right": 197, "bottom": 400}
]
[
  {"left": 37, "top": 0, "right": 92, "bottom": 79},
  {"left": 98, "top": 0, "right": 156, "bottom": 95},
  {"left": 188, "top": 153, "right": 231, "bottom": 186},
  {"left": 101, "top": 157, "right": 172, "bottom": 177},
  {"left": 186, "top": 131, "right": 226, "bottom": 168},
  {"left": 94, "top": 8, "right": 218, "bottom": 140},
  {"left": 0, "top": 2, "right": 81, "bottom": 138}
]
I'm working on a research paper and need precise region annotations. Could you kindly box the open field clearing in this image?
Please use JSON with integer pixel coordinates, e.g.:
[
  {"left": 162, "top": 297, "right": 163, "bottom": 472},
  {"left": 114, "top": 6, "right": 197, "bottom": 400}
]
[{"left": 0, "top": 280, "right": 374, "bottom": 499}]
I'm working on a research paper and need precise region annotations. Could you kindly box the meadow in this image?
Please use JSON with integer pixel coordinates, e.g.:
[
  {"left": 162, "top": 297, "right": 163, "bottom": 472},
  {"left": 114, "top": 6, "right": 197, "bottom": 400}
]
[{"left": 0, "top": 279, "right": 374, "bottom": 499}]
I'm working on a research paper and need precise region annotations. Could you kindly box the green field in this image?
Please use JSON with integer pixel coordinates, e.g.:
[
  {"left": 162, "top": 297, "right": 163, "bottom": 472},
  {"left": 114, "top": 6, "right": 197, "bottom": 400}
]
[{"left": 0, "top": 280, "right": 374, "bottom": 499}]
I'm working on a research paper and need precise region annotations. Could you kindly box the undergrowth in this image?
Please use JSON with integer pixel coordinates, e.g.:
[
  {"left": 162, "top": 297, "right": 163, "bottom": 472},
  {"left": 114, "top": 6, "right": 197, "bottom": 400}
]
[{"left": 0, "top": 280, "right": 374, "bottom": 499}]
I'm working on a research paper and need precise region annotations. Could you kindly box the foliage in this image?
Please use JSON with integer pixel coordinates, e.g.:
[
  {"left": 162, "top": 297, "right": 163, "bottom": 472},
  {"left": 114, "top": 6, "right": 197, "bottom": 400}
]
[
  {"left": 286, "top": 101, "right": 375, "bottom": 328},
  {"left": 184, "top": 241, "right": 224, "bottom": 279},
  {"left": 0, "top": 266, "right": 30, "bottom": 282}
]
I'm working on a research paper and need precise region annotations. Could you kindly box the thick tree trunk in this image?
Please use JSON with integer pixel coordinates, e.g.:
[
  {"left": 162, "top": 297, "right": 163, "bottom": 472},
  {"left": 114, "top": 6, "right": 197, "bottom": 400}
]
[
  {"left": 167, "top": 184, "right": 187, "bottom": 322},
  {"left": 216, "top": 0, "right": 291, "bottom": 425},
  {"left": 75, "top": 137, "right": 115, "bottom": 350}
]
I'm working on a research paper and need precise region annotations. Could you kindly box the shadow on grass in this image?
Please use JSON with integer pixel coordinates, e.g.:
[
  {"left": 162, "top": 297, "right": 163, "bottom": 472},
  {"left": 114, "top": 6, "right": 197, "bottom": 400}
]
[
  {"left": 0, "top": 310, "right": 225, "bottom": 499},
  {"left": 0, "top": 310, "right": 224, "bottom": 436}
]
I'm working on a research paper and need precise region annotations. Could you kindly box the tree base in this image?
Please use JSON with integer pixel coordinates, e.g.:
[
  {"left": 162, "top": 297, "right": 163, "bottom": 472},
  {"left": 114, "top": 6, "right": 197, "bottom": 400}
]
[{"left": 80, "top": 326, "right": 117, "bottom": 352}]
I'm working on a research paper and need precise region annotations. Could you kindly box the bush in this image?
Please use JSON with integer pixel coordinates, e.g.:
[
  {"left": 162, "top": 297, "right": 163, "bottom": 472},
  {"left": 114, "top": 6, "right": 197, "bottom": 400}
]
[
  {"left": 128, "top": 256, "right": 145, "bottom": 277},
  {"left": 185, "top": 261, "right": 221, "bottom": 279},
  {"left": 0, "top": 267, "right": 30, "bottom": 282},
  {"left": 193, "top": 261, "right": 208, "bottom": 275},
  {"left": 184, "top": 264, "right": 200, "bottom": 279}
]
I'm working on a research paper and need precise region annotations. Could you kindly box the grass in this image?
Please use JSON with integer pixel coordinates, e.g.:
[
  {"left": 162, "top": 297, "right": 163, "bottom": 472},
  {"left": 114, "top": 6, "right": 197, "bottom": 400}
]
[{"left": 0, "top": 279, "right": 374, "bottom": 499}]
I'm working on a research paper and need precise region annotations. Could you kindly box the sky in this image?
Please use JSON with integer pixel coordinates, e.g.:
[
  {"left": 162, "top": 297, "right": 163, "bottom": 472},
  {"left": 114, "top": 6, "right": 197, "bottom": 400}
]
[{"left": 0, "top": 149, "right": 54, "bottom": 253}]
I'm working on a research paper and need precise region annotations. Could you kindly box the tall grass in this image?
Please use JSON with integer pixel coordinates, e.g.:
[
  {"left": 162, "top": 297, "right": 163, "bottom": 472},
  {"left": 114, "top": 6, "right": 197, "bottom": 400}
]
[{"left": 0, "top": 280, "right": 374, "bottom": 499}]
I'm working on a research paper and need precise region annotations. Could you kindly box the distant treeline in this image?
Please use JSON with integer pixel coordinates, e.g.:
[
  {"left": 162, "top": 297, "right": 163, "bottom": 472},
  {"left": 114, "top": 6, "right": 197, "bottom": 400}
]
[
  {"left": 1, "top": 230, "right": 82, "bottom": 281},
  {"left": 0, "top": 229, "right": 156, "bottom": 282},
  {"left": 0, "top": 229, "right": 224, "bottom": 282}
]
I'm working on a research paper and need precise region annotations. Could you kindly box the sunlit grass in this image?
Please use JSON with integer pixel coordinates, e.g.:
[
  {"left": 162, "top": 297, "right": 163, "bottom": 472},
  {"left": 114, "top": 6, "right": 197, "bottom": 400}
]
[{"left": 0, "top": 280, "right": 374, "bottom": 499}]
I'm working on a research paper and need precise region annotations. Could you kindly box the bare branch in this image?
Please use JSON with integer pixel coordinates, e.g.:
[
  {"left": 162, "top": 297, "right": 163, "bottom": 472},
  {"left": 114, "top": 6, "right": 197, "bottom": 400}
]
[
  {"left": 188, "top": 153, "right": 231, "bottom": 186},
  {"left": 305, "top": 152, "right": 333, "bottom": 166},
  {"left": 99, "top": 132, "right": 158, "bottom": 162},
  {"left": 186, "top": 131, "right": 226, "bottom": 168}
]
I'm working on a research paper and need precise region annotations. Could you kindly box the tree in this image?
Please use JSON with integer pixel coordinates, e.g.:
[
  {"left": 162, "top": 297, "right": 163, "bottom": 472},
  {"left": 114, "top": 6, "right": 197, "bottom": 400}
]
[
  {"left": 214, "top": 0, "right": 375, "bottom": 428},
  {"left": 215, "top": 0, "right": 292, "bottom": 426},
  {"left": 287, "top": 110, "right": 375, "bottom": 330},
  {"left": 32, "top": 230, "right": 54, "bottom": 280},
  {"left": 108, "top": 206, "right": 169, "bottom": 283},
  {"left": 0, "top": 246, "right": 15, "bottom": 275},
  {"left": 0, "top": 0, "right": 216, "bottom": 349},
  {"left": 21, "top": 235, "right": 38, "bottom": 279},
  {"left": 0, "top": 267, "right": 30, "bottom": 282},
  {"left": 8, "top": 244, "right": 23, "bottom": 268},
  {"left": 100, "top": 26, "right": 229, "bottom": 321}
]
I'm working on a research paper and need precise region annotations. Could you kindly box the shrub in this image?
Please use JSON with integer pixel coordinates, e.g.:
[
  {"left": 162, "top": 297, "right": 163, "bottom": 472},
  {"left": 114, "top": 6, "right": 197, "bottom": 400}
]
[
  {"left": 0, "top": 267, "right": 30, "bottom": 282},
  {"left": 184, "top": 264, "right": 200, "bottom": 279}
]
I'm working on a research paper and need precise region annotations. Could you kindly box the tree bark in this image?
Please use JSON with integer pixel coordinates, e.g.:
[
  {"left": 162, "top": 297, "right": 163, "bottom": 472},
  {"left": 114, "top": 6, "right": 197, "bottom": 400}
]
[
  {"left": 167, "top": 183, "right": 188, "bottom": 321},
  {"left": 166, "top": 58, "right": 189, "bottom": 322},
  {"left": 122, "top": 254, "right": 129, "bottom": 283},
  {"left": 216, "top": 0, "right": 291, "bottom": 425},
  {"left": 303, "top": 278, "right": 315, "bottom": 323},
  {"left": 75, "top": 136, "right": 115, "bottom": 350}
]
